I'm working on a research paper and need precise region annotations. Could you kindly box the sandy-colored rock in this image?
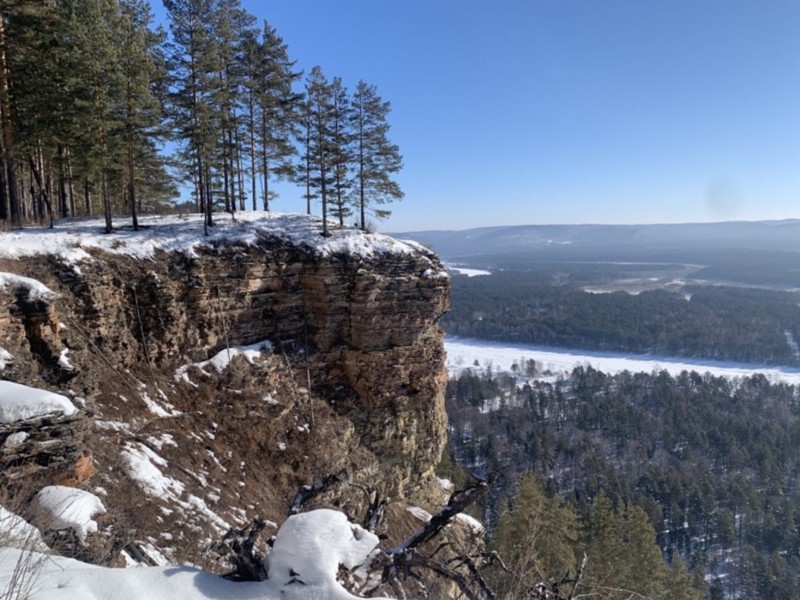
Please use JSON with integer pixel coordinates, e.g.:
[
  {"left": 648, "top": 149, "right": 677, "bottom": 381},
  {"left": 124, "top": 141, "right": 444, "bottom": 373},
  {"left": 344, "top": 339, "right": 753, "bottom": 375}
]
[{"left": 0, "top": 232, "right": 451, "bottom": 569}]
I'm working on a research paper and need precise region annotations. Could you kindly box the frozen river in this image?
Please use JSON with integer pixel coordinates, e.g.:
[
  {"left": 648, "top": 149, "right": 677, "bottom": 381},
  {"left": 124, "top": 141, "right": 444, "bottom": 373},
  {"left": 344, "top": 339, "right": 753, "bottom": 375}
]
[{"left": 445, "top": 337, "right": 800, "bottom": 385}]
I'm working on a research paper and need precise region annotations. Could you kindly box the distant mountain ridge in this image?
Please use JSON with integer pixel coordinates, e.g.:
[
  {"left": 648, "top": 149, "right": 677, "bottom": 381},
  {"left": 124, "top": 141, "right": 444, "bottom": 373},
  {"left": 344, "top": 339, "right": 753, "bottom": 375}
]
[{"left": 394, "top": 219, "right": 800, "bottom": 261}]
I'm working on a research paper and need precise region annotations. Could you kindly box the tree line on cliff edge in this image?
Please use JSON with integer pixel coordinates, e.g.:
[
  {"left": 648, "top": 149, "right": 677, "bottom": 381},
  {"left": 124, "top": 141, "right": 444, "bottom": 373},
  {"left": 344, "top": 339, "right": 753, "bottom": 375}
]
[{"left": 0, "top": 0, "right": 402, "bottom": 235}]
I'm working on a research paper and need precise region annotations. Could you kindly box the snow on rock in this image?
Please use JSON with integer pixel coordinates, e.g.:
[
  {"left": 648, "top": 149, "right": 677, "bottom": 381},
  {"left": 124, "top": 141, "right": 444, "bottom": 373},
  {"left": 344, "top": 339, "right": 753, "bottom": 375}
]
[
  {"left": 0, "top": 381, "right": 77, "bottom": 424},
  {"left": 120, "top": 442, "right": 184, "bottom": 501},
  {"left": 0, "top": 509, "right": 392, "bottom": 600},
  {"left": 2, "top": 431, "right": 28, "bottom": 449},
  {"left": 174, "top": 340, "right": 273, "bottom": 384},
  {"left": 30, "top": 486, "right": 106, "bottom": 543},
  {"left": 0, "top": 212, "right": 437, "bottom": 267},
  {"left": 406, "top": 506, "right": 432, "bottom": 522},
  {"left": 455, "top": 513, "right": 485, "bottom": 534},
  {"left": 266, "top": 509, "right": 384, "bottom": 595},
  {"left": 0, "top": 272, "right": 57, "bottom": 300},
  {"left": 0, "top": 504, "right": 48, "bottom": 552},
  {"left": 58, "top": 348, "right": 75, "bottom": 371},
  {"left": 0, "top": 347, "right": 13, "bottom": 371}
]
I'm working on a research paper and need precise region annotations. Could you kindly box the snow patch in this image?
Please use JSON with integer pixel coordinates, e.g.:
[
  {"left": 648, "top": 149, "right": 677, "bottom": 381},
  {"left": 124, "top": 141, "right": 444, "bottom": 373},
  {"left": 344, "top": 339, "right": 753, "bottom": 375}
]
[
  {"left": 0, "top": 272, "right": 57, "bottom": 300},
  {"left": 0, "top": 381, "right": 77, "bottom": 423},
  {"left": 0, "top": 347, "right": 13, "bottom": 371},
  {"left": 455, "top": 513, "right": 484, "bottom": 534},
  {"left": 0, "top": 212, "right": 435, "bottom": 267},
  {"left": 447, "top": 265, "right": 491, "bottom": 277},
  {"left": 0, "top": 508, "right": 391, "bottom": 600},
  {"left": 58, "top": 348, "right": 75, "bottom": 371},
  {"left": 121, "top": 442, "right": 185, "bottom": 501},
  {"left": 0, "top": 504, "right": 48, "bottom": 552},
  {"left": 407, "top": 506, "right": 432, "bottom": 522},
  {"left": 30, "top": 486, "right": 106, "bottom": 542},
  {"left": 175, "top": 340, "right": 273, "bottom": 384},
  {"left": 2, "top": 431, "right": 28, "bottom": 449}
]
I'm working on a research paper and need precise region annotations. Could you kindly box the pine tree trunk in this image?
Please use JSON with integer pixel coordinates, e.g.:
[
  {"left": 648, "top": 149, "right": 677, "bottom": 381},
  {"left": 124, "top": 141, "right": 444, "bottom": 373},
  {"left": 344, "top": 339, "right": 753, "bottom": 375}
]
[
  {"left": 248, "top": 92, "right": 257, "bottom": 211},
  {"left": 84, "top": 178, "right": 92, "bottom": 216},
  {"left": 57, "top": 144, "right": 69, "bottom": 218},
  {"left": 128, "top": 132, "right": 138, "bottom": 230},
  {"left": 261, "top": 111, "right": 270, "bottom": 211},
  {"left": 0, "top": 16, "right": 20, "bottom": 227},
  {"left": 66, "top": 148, "right": 75, "bottom": 217}
]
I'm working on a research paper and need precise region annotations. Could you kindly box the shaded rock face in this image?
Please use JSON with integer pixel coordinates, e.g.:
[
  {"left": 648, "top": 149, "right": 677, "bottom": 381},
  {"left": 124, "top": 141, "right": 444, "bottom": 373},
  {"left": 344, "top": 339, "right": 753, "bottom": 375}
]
[{"left": 0, "top": 234, "right": 449, "bottom": 567}]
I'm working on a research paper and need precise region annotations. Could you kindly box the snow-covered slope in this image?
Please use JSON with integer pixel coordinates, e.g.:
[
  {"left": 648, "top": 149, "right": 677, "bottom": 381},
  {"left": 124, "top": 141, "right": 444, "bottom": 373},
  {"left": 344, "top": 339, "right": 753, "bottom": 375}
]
[{"left": 0, "top": 509, "right": 390, "bottom": 600}]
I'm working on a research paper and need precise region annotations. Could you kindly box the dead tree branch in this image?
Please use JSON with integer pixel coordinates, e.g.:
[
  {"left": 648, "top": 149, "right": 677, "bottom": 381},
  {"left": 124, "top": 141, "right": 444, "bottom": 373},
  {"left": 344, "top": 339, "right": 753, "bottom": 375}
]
[{"left": 289, "top": 469, "right": 346, "bottom": 515}]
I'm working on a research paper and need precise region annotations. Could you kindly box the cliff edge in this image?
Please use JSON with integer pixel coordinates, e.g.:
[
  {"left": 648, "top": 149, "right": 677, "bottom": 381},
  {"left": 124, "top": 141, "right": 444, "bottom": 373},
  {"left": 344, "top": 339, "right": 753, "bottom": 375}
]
[{"left": 0, "top": 213, "right": 450, "bottom": 569}]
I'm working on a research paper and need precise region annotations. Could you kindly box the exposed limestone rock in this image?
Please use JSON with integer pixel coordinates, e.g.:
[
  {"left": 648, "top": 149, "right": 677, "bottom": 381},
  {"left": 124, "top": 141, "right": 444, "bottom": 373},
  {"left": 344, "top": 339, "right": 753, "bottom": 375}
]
[{"left": 0, "top": 226, "right": 450, "bottom": 570}]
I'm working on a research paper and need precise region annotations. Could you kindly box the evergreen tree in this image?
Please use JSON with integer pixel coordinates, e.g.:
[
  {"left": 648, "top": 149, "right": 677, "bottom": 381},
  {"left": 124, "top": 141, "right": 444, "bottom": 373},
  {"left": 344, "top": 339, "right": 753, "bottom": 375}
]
[
  {"left": 329, "top": 76, "right": 353, "bottom": 226},
  {"left": 352, "top": 80, "right": 402, "bottom": 230},
  {"left": 666, "top": 556, "right": 704, "bottom": 600},
  {"left": 117, "top": 0, "right": 171, "bottom": 229},
  {"left": 303, "top": 66, "right": 334, "bottom": 236},
  {"left": 489, "top": 474, "right": 577, "bottom": 598},
  {"left": 244, "top": 21, "right": 300, "bottom": 211},
  {"left": 164, "top": 0, "right": 219, "bottom": 231}
]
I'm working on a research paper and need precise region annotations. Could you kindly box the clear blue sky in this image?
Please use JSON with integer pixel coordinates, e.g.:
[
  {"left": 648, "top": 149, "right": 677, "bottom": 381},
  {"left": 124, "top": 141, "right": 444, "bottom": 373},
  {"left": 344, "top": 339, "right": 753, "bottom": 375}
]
[{"left": 153, "top": 0, "right": 800, "bottom": 232}]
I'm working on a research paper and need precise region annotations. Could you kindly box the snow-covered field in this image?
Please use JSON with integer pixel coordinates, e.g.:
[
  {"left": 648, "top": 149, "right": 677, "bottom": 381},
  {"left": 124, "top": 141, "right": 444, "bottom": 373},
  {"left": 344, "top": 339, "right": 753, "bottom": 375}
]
[{"left": 445, "top": 337, "right": 800, "bottom": 385}]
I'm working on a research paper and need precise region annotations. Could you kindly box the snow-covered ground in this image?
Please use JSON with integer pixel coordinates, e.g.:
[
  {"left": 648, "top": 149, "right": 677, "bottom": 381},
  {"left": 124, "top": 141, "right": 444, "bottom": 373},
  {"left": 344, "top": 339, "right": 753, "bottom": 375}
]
[
  {"left": 0, "top": 508, "right": 391, "bottom": 600},
  {"left": 445, "top": 337, "right": 800, "bottom": 385},
  {"left": 0, "top": 212, "right": 442, "bottom": 268}
]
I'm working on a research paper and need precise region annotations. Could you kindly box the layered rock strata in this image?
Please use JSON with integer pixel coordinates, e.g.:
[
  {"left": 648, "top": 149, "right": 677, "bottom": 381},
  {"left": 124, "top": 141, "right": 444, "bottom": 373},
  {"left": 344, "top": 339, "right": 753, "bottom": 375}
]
[{"left": 0, "top": 218, "right": 450, "bottom": 568}]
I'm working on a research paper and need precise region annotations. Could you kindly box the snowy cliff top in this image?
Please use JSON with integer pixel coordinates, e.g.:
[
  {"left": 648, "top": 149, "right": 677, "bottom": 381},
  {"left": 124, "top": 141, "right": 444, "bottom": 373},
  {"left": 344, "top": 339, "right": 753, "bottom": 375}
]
[{"left": 0, "top": 212, "right": 441, "bottom": 265}]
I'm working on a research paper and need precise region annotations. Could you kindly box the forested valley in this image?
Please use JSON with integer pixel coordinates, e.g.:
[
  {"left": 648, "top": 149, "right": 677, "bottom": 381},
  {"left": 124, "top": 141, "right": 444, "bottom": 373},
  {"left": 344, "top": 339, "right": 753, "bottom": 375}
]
[
  {"left": 0, "top": 0, "right": 403, "bottom": 234},
  {"left": 442, "top": 364, "right": 800, "bottom": 599},
  {"left": 443, "top": 271, "right": 800, "bottom": 366}
]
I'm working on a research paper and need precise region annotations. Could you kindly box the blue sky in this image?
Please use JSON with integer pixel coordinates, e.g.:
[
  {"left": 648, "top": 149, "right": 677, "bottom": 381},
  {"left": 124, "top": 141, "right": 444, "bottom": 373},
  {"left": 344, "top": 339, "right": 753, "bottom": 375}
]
[{"left": 154, "top": 1, "right": 800, "bottom": 231}]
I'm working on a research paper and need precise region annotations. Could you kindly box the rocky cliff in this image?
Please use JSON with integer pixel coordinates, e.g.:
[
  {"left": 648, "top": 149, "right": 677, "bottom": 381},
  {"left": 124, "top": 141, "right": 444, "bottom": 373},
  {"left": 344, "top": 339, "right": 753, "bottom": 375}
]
[{"left": 0, "top": 213, "right": 450, "bottom": 569}]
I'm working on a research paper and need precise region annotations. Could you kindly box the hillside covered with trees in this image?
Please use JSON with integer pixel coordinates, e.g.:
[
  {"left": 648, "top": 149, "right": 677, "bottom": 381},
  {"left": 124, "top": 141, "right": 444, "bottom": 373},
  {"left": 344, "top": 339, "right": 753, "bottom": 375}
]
[
  {"left": 0, "top": 0, "right": 403, "bottom": 233},
  {"left": 444, "top": 271, "right": 800, "bottom": 366},
  {"left": 444, "top": 365, "right": 800, "bottom": 599}
]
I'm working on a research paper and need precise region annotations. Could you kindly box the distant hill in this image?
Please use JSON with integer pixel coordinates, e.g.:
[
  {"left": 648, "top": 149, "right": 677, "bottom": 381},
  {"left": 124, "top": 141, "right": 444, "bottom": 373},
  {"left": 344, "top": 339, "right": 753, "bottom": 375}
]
[
  {"left": 393, "top": 219, "right": 800, "bottom": 260},
  {"left": 393, "top": 220, "right": 800, "bottom": 287}
]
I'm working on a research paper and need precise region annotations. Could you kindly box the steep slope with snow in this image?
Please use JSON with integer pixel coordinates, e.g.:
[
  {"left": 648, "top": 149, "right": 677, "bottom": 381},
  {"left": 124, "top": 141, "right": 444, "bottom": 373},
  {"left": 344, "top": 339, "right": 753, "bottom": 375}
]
[{"left": 0, "top": 213, "right": 450, "bottom": 576}]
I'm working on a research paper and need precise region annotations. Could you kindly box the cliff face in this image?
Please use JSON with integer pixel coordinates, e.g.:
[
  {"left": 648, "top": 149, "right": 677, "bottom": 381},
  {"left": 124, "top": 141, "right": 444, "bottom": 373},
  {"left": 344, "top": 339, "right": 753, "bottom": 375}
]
[{"left": 0, "top": 215, "right": 450, "bottom": 567}]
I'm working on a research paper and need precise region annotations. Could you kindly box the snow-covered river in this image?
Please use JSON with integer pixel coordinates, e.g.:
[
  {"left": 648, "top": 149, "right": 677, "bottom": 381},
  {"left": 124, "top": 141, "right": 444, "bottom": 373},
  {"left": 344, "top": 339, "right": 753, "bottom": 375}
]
[{"left": 445, "top": 337, "right": 800, "bottom": 385}]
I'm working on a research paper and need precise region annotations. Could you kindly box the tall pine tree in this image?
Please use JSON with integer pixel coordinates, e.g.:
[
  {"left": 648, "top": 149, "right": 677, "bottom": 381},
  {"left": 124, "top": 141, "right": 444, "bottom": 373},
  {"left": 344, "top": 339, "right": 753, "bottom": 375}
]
[{"left": 352, "top": 80, "right": 402, "bottom": 230}]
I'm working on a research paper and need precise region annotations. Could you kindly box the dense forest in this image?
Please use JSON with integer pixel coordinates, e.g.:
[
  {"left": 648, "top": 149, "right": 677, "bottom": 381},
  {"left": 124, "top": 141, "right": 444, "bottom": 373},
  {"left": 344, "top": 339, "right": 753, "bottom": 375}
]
[
  {"left": 0, "top": 0, "right": 402, "bottom": 233},
  {"left": 443, "top": 365, "right": 800, "bottom": 599},
  {"left": 443, "top": 271, "right": 800, "bottom": 366}
]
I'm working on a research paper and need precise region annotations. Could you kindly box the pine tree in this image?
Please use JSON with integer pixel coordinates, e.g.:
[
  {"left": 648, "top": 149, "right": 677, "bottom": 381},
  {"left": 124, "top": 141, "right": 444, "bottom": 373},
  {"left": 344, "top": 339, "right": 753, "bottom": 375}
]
[
  {"left": 68, "top": 0, "right": 125, "bottom": 233},
  {"left": 118, "top": 0, "right": 170, "bottom": 229},
  {"left": 489, "top": 474, "right": 577, "bottom": 597},
  {"left": 578, "top": 492, "right": 670, "bottom": 599},
  {"left": 666, "top": 555, "right": 704, "bottom": 600},
  {"left": 303, "top": 66, "right": 335, "bottom": 236},
  {"left": 329, "top": 77, "right": 353, "bottom": 226},
  {"left": 244, "top": 21, "right": 300, "bottom": 212},
  {"left": 352, "top": 80, "right": 402, "bottom": 230},
  {"left": 164, "top": 0, "right": 219, "bottom": 232}
]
